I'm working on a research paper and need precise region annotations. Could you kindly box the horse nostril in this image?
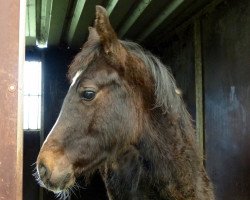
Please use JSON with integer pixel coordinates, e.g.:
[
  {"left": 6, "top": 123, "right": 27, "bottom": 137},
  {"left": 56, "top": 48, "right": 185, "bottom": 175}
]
[{"left": 38, "top": 162, "right": 50, "bottom": 180}]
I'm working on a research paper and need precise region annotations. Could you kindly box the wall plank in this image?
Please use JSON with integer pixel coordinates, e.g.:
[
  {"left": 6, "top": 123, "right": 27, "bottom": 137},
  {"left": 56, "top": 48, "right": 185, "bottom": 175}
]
[{"left": 202, "top": 0, "right": 250, "bottom": 199}]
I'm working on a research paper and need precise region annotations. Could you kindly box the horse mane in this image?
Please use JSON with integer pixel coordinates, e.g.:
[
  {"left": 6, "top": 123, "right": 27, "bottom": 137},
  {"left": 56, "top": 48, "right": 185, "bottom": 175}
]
[
  {"left": 68, "top": 39, "right": 193, "bottom": 131},
  {"left": 121, "top": 41, "right": 193, "bottom": 131}
]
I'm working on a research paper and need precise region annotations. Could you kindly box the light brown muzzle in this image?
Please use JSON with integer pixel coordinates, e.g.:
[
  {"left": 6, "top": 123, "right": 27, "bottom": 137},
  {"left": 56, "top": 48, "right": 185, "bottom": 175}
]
[{"left": 36, "top": 140, "right": 75, "bottom": 193}]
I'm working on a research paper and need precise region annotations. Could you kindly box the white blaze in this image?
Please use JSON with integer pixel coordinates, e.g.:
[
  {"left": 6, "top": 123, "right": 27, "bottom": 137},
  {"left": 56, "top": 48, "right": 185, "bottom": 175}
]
[{"left": 70, "top": 70, "right": 83, "bottom": 87}]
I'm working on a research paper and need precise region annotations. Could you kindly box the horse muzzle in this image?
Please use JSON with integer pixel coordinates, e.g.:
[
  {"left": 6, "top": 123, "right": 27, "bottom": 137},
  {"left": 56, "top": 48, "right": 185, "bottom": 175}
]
[{"left": 36, "top": 146, "right": 76, "bottom": 193}]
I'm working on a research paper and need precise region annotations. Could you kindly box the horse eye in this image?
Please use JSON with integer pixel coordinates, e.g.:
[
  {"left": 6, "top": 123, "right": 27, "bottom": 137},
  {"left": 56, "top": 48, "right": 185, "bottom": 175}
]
[{"left": 80, "top": 90, "right": 96, "bottom": 101}]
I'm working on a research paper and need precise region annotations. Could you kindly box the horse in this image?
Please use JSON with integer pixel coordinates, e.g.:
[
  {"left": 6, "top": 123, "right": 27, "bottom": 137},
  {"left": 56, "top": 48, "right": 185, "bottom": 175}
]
[{"left": 35, "top": 5, "right": 215, "bottom": 200}]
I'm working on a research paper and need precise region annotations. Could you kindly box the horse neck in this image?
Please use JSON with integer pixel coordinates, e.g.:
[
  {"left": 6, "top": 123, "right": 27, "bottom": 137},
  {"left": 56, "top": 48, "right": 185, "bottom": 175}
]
[{"left": 137, "top": 108, "right": 197, "bottom": 181}]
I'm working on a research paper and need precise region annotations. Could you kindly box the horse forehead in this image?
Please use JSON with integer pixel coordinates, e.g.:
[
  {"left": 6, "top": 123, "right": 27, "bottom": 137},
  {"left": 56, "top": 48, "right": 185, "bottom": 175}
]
[
  {"left": 70, "top": 67, "right": 119, "bottom": 91},
  {"left": 70, "top": 69, "right": 84, "bottom": 87}
]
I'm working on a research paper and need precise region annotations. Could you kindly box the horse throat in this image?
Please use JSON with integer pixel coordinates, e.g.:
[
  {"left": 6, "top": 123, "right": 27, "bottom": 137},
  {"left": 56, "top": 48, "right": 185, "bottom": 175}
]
[{"left": 136, "top": 110, "right": 197, "bottom": 183}]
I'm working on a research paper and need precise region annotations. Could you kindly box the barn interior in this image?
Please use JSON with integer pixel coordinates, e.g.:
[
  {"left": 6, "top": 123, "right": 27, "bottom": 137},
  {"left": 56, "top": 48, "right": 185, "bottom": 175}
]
[{"left": 24, "top": 0, "right": 250, "bottom": 199}]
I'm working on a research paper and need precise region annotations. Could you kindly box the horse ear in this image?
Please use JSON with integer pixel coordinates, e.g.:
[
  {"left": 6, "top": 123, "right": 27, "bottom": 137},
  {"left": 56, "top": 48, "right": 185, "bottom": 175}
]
[
  {"left": 94, "top": 6, "right": 121, "bottom": 54},
  {"left": 87, "top": 26, "right": 99, "bottom": 42}
]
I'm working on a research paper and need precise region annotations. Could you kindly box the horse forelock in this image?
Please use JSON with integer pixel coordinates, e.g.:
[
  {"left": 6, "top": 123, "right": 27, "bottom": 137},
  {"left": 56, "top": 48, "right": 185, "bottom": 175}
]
[{"left": 68, "top": 41, "right": 101, "bottom": 82}]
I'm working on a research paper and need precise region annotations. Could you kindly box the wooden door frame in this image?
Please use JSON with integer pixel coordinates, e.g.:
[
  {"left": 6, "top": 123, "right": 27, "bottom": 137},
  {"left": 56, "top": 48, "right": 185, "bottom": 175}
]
[{"left": 0, "top": 0, "right": 25, "bottom": 199}]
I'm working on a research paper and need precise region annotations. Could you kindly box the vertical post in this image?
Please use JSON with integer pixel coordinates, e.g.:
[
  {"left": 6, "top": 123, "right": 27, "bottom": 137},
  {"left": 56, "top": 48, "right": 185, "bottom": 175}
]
[
  {"left": 39, "top": 52, "right": 45, "bottom": 200},
  {"left": 17, "top": 0, "right": 26, "bottom": 199},
  {"left": 0, "top": 0, "right": 25, "bottom": 199},
  {"left": 194, "top": 19, "right": 204, "bottom": 156}
]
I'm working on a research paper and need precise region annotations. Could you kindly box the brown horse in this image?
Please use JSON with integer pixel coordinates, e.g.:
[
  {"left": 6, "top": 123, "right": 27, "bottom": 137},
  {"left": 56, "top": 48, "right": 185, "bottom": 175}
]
[{"left": 36, "top": 6, "right": 214, "bottom": 200}]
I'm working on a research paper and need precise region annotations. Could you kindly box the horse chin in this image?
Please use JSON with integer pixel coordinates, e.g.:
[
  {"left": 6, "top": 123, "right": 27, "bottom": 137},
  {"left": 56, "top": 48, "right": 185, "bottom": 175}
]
[
  {"left": 53, "top": 188, "right": 73, "bottom": 200},
  {"left": 35, "top": 168, "right": 76, "bottom": 195},
  {"left": 45, "top": 175, "right": 76, "bottom": 196}
]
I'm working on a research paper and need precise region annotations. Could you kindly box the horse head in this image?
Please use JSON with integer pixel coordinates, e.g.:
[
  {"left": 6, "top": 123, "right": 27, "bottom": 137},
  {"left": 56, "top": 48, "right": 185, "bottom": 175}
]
[{"left": 36, "top": 6, "right": 153, "bottom": 194}]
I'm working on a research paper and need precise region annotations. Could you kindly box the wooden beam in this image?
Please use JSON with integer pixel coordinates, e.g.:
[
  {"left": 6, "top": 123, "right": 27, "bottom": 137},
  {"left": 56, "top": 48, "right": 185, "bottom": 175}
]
[
  {"left": 108, "top": 0, "right": 135, "bottom": 30},
  {"left": 0, "top": 0, "right": 25, "bottom": 199},
  {"left": 47, "top": 0, "right": 69, "bottom": 46},
  {"left": 66, "top": 0, "right": 86, "bottom": 46},
  {"left": 26, "top": 0, "right": 36, "bottom": 46},
  {"left": 36, "top": 0, "right": 53, "bottom": 47},
  {"left": 194, "top": 19, "right": 204, "bottom": 155},
  {"left": 148, "top": 0, "right": 225, "bottom": 48},
  {"left": 106, "top": 0, "right": 119, "bottom": 15},
  {"left": 66, "top": 0, "right": 102, "bottom": 49},
  {"left": 18, "top": 0, "right": 26, "bottom": 199},
  {"left": 118, "top": 0, "right": 152, "bottom": 38},
  {"left": 137, "top": 0, "right": 184, "bottom": 42}
]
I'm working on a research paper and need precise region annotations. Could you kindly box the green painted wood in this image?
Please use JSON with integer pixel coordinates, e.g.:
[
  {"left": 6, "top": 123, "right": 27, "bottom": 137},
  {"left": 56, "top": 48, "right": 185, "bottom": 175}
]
[
  {"left": 25, "top": 0, "right": 219, "bottom": 50},
  {"left": 137, "top": 0, "right": 184, "bottom": 42},
  {"left": 35, "top": 0, "right": 42, "bottom": 44},
  {"left": 26, "top": 0, "right": 36, "bottom": 46},
  {"left": 106, "top": 0, "right": 119, "bottom": 15},
  {"left": 47, "top": 0, "right": 69, "bottom": 46},
  {"left": 66, "top": 0, "right": 102, "bottom": 49},
  {"left": 108, "top": 0, "right": 135, "bottom": 30},
  {"left": 66, "top": 0, "right": 86, "bottom": 47},
  {"left": 118, "top": 0, "right": 152, "bottom": 37},
  {"left": 36, "top": 0, "right": 53, "bottom": 47},
  {"left": 125, "top": 0, "right": 172, "bottom": 40},
  {"left": 146, "top": 0, "right": 223, "bottom": 48}
]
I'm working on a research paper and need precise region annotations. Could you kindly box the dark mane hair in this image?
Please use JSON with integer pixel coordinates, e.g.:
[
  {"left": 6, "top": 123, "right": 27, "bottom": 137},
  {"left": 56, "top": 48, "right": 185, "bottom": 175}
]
[
  {"left": 69, "top": 39, "right": 193, "bottom": 132},
  {"left": 121, "top": 41, "right": 193, "bottom": 129}
]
